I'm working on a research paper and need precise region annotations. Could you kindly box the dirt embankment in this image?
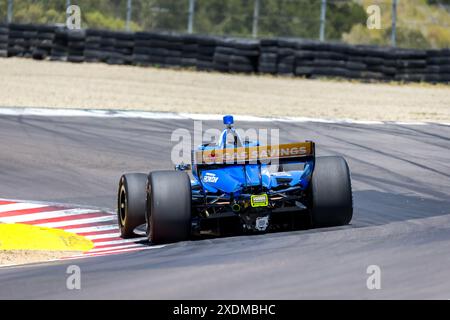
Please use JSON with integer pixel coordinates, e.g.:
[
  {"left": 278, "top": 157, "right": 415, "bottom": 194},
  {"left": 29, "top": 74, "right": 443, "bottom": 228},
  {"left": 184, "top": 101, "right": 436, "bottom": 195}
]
[
  {"left": 0, "top": 58, "right": 449, "bottom": 122},
  {"left": 0, "top": 250, "right": 79, "bottom": 266}
]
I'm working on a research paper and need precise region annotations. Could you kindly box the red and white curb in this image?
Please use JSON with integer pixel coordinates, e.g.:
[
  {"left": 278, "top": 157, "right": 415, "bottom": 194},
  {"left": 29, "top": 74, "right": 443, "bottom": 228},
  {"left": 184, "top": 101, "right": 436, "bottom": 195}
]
[{"left": 0, "top": 199, "right": 164, "bottom": 260}]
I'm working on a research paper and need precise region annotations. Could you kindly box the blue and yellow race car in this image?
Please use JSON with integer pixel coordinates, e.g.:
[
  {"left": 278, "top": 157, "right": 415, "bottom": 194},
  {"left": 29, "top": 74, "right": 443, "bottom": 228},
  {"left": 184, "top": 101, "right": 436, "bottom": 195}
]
[{"left": 117, "top": 115, "right": 353, "bottom": 244}]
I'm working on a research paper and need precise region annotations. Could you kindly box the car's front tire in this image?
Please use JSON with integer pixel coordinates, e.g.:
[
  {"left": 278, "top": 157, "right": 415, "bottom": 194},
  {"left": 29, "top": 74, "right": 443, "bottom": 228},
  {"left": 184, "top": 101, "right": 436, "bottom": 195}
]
[
  {"left": 117, "top": 173, "right": 148, "bottom": 238},
  {"left": 146, "top": 171, "right": 192, "bottom": 244},
  {"left": 309, "top": 156, "right": 353, "bottom": 227}
]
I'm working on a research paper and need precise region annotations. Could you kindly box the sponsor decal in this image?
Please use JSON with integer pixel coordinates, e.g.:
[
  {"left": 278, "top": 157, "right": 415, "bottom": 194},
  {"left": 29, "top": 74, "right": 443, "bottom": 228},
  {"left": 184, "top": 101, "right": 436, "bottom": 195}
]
[
  {"left": 251, "top": 194, "right": 268, "bottom": 208},
  {"left": 203, "top": 172, "right": 219, "bottom": 183},
  {"left": 272, "top": 172, "right": 292, "bottom": 176},
  {"left": 196, "top": 142, "right": 313, "bottom": 164}
]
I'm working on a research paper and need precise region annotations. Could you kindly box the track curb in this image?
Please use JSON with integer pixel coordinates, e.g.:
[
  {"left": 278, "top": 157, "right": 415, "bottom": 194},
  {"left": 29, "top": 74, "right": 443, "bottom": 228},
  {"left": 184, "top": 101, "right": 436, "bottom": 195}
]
[
  {"left": 0, "top": 107, "right": 448, "bottom": 126},
  {"left": 0, "top": 199, "right": 162, "bottom": 267}
]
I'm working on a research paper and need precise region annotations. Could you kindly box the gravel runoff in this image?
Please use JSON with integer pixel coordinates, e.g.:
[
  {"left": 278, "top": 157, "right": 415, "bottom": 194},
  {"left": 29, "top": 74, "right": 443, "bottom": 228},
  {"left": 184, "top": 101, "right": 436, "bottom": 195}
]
[
  {"left": 0, "top": 58, "right": 449, "bottom": 122},
  {"left": 0, "top": 250, "right": 78, "bottom": 266}
]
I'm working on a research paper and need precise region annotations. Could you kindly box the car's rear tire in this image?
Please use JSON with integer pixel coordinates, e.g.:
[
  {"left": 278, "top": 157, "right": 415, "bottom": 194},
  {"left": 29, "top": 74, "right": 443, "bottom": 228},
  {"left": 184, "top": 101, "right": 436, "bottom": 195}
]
[
  {"left": 310, "top": 156, "right": 353, "bottom": 227},
  {"left": 117, "top": 173, "right": 147, "bottom": 238},
  {"left": 146, "top": 171, "right": 192, "bottom": 244}
]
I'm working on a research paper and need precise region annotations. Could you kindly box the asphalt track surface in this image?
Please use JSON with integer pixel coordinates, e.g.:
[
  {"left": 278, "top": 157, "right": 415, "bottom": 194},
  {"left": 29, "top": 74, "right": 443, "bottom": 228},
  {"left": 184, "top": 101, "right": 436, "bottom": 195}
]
[{"left": 0, "top": 115, "right": 449, "bottom": 299}]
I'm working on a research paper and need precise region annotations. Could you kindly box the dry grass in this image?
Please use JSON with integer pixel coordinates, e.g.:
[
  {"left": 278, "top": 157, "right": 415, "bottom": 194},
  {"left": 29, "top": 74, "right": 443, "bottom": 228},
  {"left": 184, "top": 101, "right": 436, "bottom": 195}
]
[{"left": 0, "top": 58, "right": 449, "bottom": 121}]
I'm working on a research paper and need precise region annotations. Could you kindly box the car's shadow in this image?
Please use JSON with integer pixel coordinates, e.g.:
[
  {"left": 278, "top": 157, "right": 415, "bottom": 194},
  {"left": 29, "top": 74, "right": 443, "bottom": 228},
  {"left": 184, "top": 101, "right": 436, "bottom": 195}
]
[{"left": 136, "top": 189, "right": 450, "bottom": 248}]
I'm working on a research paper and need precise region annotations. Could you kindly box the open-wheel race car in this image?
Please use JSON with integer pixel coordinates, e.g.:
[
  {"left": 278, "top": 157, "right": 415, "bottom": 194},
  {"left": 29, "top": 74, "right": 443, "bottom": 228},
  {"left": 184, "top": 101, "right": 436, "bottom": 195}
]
[{"left": 117, "top": 115, "right": 352, "bottom": 244}]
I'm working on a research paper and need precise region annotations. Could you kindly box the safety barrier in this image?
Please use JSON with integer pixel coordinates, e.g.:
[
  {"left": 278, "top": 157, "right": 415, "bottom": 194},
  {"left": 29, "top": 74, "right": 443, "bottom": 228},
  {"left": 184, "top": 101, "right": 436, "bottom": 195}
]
[{"left": 0, "top": 23, "right": 449, "bottom": 83}]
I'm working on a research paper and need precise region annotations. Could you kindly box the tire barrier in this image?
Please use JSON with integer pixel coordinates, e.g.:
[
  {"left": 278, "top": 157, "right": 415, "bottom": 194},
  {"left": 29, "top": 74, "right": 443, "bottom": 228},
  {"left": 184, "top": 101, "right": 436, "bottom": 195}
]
[
  {"left": 0, "top": 23, "right": 448, "bottom": 83},
  {"left": 67, "top": 29, "right": 85, "bottom": 63},
  {"left": 50, "top": 27, "right": 68, "bottom": 61},
  {"left": 32, "top": 25, "right": 57, "bottom": 60},
  {"left": 0, "top": 23, "right": 8, "bottom": 58},
  {"left": 213, "top": 38, "right": 260, "bottom": 73}
]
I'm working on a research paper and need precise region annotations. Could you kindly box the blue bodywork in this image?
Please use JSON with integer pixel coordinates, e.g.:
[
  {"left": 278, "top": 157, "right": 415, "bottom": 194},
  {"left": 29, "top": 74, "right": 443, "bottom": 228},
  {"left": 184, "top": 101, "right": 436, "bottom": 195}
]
[
  {"left": 191, "top": 163, "right": 313, "bottom": 197},
  {"left": 183, "top": 115, "right": 315, "bottom": 203}
]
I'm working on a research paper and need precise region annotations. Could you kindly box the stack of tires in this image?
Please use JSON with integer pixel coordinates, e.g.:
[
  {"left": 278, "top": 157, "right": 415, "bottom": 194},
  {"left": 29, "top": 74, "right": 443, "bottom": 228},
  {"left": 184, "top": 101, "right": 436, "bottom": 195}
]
[
  {"left": 276, "top": 39, "right": 298, "bottom": 75},
  {"left": 294, "top": 42, "right": 396, "bottom": 81},
  {"left": 67, "top": 30, "right": 85, "bottom": 63},
  {"left": 394, "top": 49, "right": 428, "bottom": 82},
  {"left": 21, "top": 24, "right": 37, "bottom": 58},
  {"left": 258, "top": 39, "right": 278, "bottom": 74},
  {"left": 213, "top": 38, "right": 259, "bottom": 73},
  {"left": 50, "top": 27, "right": 68, "bottom": 61},
  {"left": 426, "top": 49, "right": 450, "bottom": 83},
  {"left": 346, "top": 45, "right": 396, "bottom": 81},
  {"left": 164, "top": 34, "right": 184, "bottom": 67},
  {"left": 0, "top": 22, "right": 449, "bottom": 84},
  {"left": 7, "top": 23, "right": 30, "bottom": 57},
  {"left": 108, "top": 31, "right": 134, "bottom": 65},
  {"left": 32, "top": 25, "right": 56, "bottom": 60},
  {"left": 261, "top": 38, "right": 281, "bottom": 74},
  {"left": 133, "top": 31, "right": 151, "bottom": 66},
  {"left": 196, "top": 35, "right": 217, "bottom": 71},
  {"left": 213, "top": 39, "right": 233, "bottom": 72},
  {"left": 97, "top": 30, "right": 117, "bottom": 63},
  {"left": 295, "top": 41, "right": 352, "bottom": 78},
  {"left": 147, "top": 33, "right": 173, "bottom": 67},
  {"left": 180, "top": 34, "right": 199, "bottom": 68},
  {"left": 229, "top": 39, "right": 259, "bottom": 73},
  {"left": 84, "top": 29, "right": 103, "bottom": 63},
  {"left": 132, "top": 31, "right": 168, "bottom": 67},
  {"left": 0, "top": 23, "right": 8, "bottom": 58}
]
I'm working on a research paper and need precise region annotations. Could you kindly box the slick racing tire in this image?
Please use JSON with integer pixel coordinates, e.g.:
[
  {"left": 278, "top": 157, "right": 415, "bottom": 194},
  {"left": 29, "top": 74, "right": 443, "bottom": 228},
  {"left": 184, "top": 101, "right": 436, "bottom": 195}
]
[
  {"left": 146, "top": 171, "right": 192, "bottom": 244},
  {"left": 117, "top": 173, "right": 148, "bottom": 238},
  {"left": 310, "top": 156, "right": 353, "bottom": 227}
]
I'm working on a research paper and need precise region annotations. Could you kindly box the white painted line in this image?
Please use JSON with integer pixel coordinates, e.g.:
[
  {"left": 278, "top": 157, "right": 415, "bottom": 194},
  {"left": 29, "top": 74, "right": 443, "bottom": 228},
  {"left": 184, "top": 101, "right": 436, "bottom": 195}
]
[
  {"left": 0, "top": 208, "right": 100, "bottom": 223},
  {"left": 179, "top": 113, "right": 272, "bottom": 122},
  {"left": 281, "top": 116, "right": 339, "bottom": 123},
  {"left": 64, "top": 245, "right": 164, "bottom": 259},
  {"left": 87, "top": 243, "right": 146, "bottom": 253},
  {"left": 63, "top": 224, "right": 118, "bottom": 234},
  {"left": 37, "top": 215, "right": 115, "bottom": 228},
  {"left": 85, "top": 232, "right": 121, "bottom": 240},
  {"left": 178, "top": 113, "right": 224, "bottom": 121},
  {"left": 66, "top": 246, "right": 154, "bottom": 259},
  {"left": 394, "top": 121, "right": 427, "bottom": 126},
  {"left": 91, "top": 237, "right": 147, "bottom": 246},
  {"left": 0, "top": 107, "right": 447, "bottom": 125},
  {"left": 87, "top": 245, "right": 164, "bottom": 255},
  {"left": 0, "top": 203, "right": 48, "bottom": 214},
  {"left": 341, "top": 119, "right": 385, "bottom": 125},
  {"left": 234, "top": 115, "right": 274, "bottom": 122},
  {"left": 115, "top": 111, "right": 185, "bottom": 119}
]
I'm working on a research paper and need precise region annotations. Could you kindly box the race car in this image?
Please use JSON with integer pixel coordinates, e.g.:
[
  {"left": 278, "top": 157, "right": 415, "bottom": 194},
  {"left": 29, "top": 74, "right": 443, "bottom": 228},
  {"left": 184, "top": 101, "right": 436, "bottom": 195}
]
[{"left": 117, "top": 115, "right": 353, "bottom": 244}]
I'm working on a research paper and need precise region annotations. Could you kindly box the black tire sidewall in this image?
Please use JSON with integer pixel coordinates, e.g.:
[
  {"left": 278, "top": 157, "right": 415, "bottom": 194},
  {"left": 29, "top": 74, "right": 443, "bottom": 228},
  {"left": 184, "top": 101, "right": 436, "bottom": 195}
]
[
  {"left": 117, "top": 173, "right": 147, "bottom": 238},
  {"left": 310, "top": 156, "right": 353, "bottom": 227},
  {"left": 147, "top": 171, "right": 192, "bottom": 244}
]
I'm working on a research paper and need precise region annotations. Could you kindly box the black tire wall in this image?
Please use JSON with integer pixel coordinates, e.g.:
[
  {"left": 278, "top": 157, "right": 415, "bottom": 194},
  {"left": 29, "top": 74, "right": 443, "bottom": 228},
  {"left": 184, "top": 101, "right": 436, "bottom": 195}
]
[{"left": 1, "top": 23, "right": 449, "bottom": 83}]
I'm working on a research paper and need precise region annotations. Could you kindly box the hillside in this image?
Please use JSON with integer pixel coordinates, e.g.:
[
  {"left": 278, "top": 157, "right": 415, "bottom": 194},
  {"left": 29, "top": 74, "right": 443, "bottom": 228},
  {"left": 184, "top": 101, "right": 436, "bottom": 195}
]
[
  {"left": 0, "top": 0, "right": 449, "bottom": 48},
  {"left": 344, "top": 0, "right": 450, "bottom": 48}
]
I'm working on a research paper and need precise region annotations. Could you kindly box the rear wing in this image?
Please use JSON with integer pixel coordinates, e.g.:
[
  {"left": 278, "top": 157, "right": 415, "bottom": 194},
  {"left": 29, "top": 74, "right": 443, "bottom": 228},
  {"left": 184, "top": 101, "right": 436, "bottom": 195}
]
[{"left": 193, "top": 141, "right": 315, "bottom": 165}]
